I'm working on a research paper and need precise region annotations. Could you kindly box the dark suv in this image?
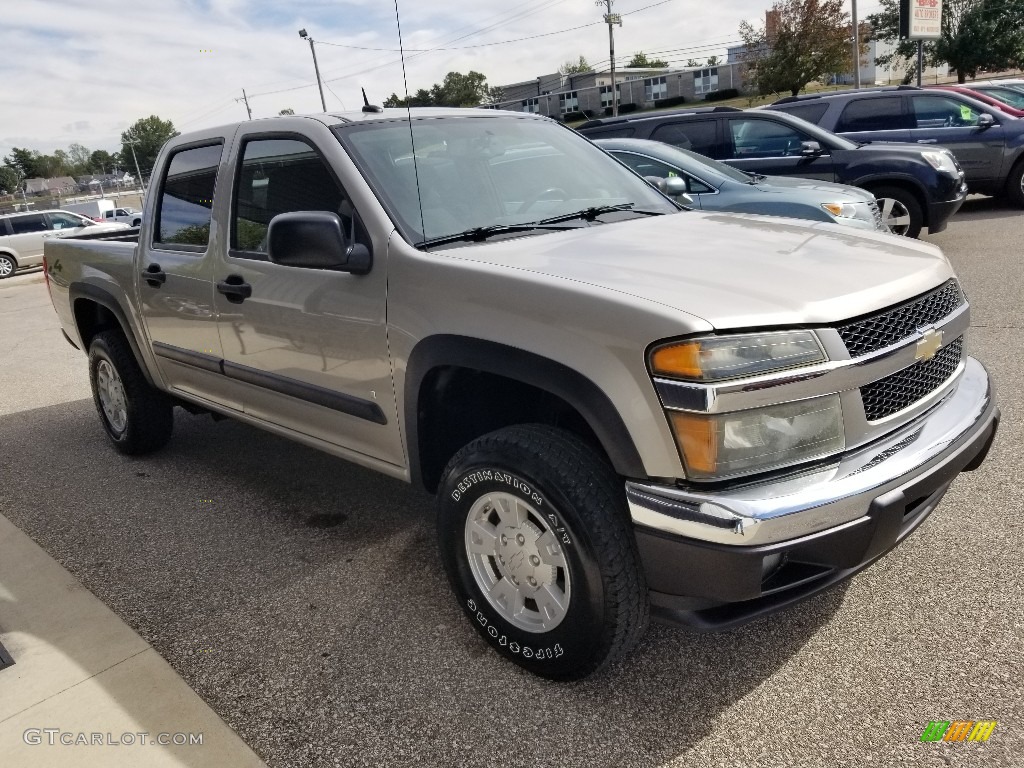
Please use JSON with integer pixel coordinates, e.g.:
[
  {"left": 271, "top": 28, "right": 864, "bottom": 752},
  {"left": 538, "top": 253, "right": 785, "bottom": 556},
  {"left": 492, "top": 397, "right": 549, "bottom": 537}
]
[
  {"left": 766, "top": 86, "right": 1024, "bottom": 207},
  {"left": 577, "top": 106, "right": 967, "bottom": 238}
]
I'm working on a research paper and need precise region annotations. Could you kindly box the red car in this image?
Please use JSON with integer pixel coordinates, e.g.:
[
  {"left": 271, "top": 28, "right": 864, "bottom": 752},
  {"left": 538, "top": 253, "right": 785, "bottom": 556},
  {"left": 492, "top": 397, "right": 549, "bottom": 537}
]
[{"left": 925, "top": 85, "right": 1024, "bottom": 117}]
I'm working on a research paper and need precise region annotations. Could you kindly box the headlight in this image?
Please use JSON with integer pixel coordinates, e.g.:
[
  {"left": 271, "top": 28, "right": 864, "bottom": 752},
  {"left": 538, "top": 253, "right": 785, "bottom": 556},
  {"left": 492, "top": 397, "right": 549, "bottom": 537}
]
[
  {"left": 650, "top": 331, "right": 826, "bottom": 382},
  {"left": 821, "top": 202, "right": 862, "bottom": 219},
  {"left": 669, "top": 395, "right": 845, "bottom": 479},
  {"left": 921, "top": 150, "right": 959, "bottom": 175}
]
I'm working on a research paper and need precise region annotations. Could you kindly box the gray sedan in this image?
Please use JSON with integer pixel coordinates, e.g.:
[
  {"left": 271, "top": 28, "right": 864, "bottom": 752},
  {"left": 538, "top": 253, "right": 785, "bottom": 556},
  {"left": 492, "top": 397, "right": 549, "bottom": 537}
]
[{"left": 596, "top": 138, "right": 886, "bottom": 232}]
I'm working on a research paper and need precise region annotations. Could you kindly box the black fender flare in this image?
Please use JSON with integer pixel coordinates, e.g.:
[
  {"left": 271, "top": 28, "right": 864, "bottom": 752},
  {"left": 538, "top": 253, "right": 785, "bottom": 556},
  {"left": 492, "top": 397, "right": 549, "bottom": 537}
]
[
  {"left": 69, "top": 282, "right": 157, "bottom": 387},
  {"left": 404, "top": 334, "right": 646, "bottom": 489}
]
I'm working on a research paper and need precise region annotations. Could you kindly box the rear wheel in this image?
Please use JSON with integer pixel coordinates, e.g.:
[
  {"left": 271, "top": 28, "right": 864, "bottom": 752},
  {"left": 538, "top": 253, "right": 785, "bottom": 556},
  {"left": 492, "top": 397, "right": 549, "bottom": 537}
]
[
  {"left": 870, "top": 186, "right": 923, "bottom": 238},
  {"left": 0, "top": 254, "right": 15, "bottom": 279},
  {"left": 88, "top": 330, "right": 173, "bottom": 454},
  {"left": 437, "top": 424, "right": 648, "bottom": 680}
]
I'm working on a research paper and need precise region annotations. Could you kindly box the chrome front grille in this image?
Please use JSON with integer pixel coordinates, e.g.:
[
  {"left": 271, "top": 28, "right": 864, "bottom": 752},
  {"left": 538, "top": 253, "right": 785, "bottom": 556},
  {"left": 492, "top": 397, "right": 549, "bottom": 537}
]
[
  {"left": 837, "top": 280, "right": 964, "bottom": 358},
  {"left": 860, "top": 337, "right": 963, "bottom": 421}
]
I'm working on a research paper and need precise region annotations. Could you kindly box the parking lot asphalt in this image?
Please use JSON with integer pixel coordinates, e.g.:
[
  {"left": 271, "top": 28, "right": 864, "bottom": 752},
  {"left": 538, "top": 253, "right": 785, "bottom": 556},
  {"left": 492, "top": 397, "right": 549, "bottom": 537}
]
[{"left": 1, "top": 198, "right": 1022, "bottom": 767}]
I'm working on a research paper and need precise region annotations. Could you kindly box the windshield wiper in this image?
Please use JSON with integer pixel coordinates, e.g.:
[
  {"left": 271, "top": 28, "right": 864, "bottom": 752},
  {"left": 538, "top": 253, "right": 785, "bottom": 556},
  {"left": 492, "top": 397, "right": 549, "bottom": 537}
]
[
  {"left": 416, "top": 222, "right": 578, "bottom": 249},
  {"left": 535, "top": 203, "right": 665, "bottom": 225}
]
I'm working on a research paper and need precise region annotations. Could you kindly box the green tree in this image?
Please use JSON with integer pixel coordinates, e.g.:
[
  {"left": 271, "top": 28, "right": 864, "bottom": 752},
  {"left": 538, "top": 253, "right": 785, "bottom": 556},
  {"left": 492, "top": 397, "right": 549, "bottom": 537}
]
[
  {"left": 278, "top": 108, "right": 295, "bottom": 115},
  {"left": 867, "top": 0, "right": 1024, "bottom": 83},
  {"left": 739, "top": 0, "right": 862, "bottom": 96},
  {"left": 3, "top": 147, "right": 43, "bottom": 179},
  {"left": 685, "top": 58, "right": 701, "bottom": 67},
  {"left": 120, "top": 115, "right": 178, "bottom": 179},
  {"left": 89, "top": 149, "right": 118, "bottom": 174},
  {"left": 627, "top": 52, "right": 669, "bottom": 67},
  {"left": 706, "top": 55, "right": 721, "bottom": 66},
  {"left": 383, "top": 71, "right": 495, "bottom": 108},
  {"left": 0, "top": 166, "right": 20, "bottom": 195},
  {"left": 559, "top": 56, "right": 592, "bottom": 75},
  {"left": 67, "top": 143, "right": 91, "bottom": 174}
]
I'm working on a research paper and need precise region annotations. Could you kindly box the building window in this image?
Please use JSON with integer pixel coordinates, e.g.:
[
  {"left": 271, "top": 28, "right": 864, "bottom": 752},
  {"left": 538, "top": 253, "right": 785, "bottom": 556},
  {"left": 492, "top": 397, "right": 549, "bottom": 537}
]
[
  {"left": 559, "top": 91, "right": 579, "bottom": 114},
  {"left": 644, "top": 76, "right": 667, "bottom": 101},
  {"left": 599, "top": 85, "right": 621, "bottom": 108},
  {"left": 694, "top": 68, "right": 719, "bottom": 95},
  {"left": 522, "top": 97, "right": 540, "bottom": 114}
]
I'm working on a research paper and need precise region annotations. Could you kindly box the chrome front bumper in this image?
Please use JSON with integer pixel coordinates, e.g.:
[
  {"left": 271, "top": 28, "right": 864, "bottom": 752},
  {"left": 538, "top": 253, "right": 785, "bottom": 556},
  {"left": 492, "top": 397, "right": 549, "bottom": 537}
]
[{"left": 627, "top": 356, "right": 997, "bottom": 548}]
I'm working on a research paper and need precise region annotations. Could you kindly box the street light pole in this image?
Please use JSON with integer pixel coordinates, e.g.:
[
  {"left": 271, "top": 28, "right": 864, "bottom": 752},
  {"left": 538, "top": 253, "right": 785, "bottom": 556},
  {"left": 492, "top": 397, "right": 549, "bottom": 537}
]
[
  {"left": 125, "top": 138, "right": 145, "bottom": 204},
  {"left": 299, "top": 29, "right": 328, "bottom": 112},
  {"left": 851, "top": 0, "right": 861, "bottom": 88},
  {"left": 597, "top": 0, "right": 623, "bottom": 117}
]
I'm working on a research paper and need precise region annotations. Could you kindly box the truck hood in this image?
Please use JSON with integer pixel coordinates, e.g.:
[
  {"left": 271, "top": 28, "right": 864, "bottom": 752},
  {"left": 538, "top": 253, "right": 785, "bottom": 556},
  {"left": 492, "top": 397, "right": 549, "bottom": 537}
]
[{"left": 440, "top": 210, "right": 954, "bottom": 329}]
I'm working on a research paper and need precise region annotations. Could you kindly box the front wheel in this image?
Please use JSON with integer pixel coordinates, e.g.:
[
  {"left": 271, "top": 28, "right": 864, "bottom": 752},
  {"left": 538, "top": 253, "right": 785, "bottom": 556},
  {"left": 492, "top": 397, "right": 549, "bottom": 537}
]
[
  {"left": 1005, "top": 160, "right": 1024, "bottom": 208},
  {"left": 88, "top": 330, "right": 173, "bottom": 454},
  {"left": 871, "top": 186, "right": 924, "bottom": 238},
  {"left": 437, "top": 424, "right": 648, "bottom": 680}
]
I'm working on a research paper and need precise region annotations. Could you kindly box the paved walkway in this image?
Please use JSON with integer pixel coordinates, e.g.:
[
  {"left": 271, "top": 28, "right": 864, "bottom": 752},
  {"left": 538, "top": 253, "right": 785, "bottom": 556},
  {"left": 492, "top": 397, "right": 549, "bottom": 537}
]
[{"left": 0, "top": 513, "right": 267, "bottom": 767}]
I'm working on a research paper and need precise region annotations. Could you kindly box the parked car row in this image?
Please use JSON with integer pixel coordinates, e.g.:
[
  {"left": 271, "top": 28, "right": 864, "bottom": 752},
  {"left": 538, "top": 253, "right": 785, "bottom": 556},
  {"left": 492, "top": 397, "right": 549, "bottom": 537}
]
[{"left": 0, "top": 210, "right": 131, "bottom": 278}]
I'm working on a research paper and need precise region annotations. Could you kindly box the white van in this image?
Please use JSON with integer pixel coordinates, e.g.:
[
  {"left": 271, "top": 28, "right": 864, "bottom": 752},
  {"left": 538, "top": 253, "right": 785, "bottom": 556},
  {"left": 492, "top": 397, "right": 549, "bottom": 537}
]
[
  {"left": 0, "top": 210, "right": 130, "bottom": 278},
  {"left": 64, "top": 200, "right": 143, "bottom": 227}
]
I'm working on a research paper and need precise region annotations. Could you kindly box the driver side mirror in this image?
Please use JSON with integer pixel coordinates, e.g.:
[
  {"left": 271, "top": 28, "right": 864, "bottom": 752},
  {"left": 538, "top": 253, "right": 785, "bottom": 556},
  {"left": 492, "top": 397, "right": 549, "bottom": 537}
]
[
  {"left": 800, "top": 141, "right": 824, "bottom": 156},
  {"left": 645, "top": 174, "right": 689, "bottom": 198},
  {"left": 978, "top": 113, "right": 996, "bottom": 129},
  {"left": 267, "top": 211, "right": 372, "bottom": 275}
]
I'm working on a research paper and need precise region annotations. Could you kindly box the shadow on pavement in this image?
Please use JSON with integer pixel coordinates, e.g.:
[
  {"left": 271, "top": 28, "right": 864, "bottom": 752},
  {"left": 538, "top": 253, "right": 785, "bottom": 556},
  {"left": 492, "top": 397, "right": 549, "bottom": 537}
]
[{"left": 1, "top": 399, "right": 845, "bottom": 767}]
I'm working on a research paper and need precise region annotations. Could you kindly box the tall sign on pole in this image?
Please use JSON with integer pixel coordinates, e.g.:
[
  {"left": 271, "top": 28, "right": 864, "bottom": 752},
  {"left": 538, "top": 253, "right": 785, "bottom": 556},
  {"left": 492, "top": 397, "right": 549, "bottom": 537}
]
[
  {"left": 597, "top": 0, "right": 623, "bottom": 116},
  {"left": 899, "top": 0, "right": 943, "bottom": 86}
]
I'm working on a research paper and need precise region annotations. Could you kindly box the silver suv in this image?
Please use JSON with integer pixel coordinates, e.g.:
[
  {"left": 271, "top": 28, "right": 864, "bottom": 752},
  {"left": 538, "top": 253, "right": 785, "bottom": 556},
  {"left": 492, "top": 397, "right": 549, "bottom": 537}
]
[{"left": 0, "top": 210, "right": 129, "bottom": 278}]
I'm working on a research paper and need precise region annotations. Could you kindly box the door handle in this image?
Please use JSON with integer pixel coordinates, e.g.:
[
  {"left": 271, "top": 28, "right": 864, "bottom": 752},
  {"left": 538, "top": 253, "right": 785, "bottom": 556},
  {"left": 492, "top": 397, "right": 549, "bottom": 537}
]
[
  {"left": 141, "top": 263, "right": 166, "bottom": 287},
  {"left": 216, "top": 274, "right": 252, "bottom": 304},
  {"left": 917, "top": 139, "right": 938, "bottom": 144}
]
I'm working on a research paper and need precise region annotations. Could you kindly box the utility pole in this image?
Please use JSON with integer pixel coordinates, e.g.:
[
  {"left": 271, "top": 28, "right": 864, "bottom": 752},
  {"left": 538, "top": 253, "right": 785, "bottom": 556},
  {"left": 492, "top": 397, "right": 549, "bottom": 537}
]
[
  {"left": 597, "top": 0, "right": 622, "bottom": 116},
  {"left": 240, "top": 89, "right": 253, "bottom": 120},
  {"left": 125, "top": 138, "right": 145, "bottom": 204},
  {"left": 298, "top": 29, "right": 327, "bottom": 112},
  {"left": 851, "top": 0, "right": 861, "bottom": 88}
]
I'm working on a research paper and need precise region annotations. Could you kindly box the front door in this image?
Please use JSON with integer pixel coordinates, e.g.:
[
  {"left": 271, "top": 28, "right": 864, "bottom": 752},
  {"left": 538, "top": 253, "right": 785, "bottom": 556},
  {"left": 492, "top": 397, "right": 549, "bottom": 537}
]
[
  {"left": 721, "top": 117, "right": 836, "bottom": 181},
  {"left": 907, "top": 94, "right": 1006, "bottom": 185},
  {"left": 213, "top": 129, "right": 403, "bottom": 469}
]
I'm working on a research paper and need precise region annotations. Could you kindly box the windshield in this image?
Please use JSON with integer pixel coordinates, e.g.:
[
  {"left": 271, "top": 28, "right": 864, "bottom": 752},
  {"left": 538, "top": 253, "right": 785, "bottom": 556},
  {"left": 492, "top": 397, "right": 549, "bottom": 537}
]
[{"left": 336, "top": 114, "right": 676, "bottom": 247}]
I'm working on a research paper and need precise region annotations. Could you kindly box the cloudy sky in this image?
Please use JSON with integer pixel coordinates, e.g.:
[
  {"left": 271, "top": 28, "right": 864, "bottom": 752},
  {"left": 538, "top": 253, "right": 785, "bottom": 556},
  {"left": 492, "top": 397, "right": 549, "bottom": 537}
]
[{"left": 1, "top": 0, "right": 877, "bottom": 168}]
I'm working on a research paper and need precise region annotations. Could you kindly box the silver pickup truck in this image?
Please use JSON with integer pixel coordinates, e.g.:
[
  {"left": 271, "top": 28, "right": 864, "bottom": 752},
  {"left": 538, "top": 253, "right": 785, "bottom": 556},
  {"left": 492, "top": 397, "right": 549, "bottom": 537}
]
[{"left": 45, "top": 108, "right": 999, "bottom": 680}]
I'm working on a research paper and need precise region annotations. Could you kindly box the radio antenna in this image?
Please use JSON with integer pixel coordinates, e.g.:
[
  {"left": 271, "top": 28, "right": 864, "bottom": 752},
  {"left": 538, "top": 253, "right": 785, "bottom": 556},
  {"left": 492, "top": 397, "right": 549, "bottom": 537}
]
[{"left": 393, "top": 0, "right": 427, "bottom": 249}]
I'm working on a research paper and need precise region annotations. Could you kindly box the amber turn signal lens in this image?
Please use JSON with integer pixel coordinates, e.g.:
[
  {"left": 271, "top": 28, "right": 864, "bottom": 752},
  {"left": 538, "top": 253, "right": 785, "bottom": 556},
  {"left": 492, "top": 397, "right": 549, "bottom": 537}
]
[
  {"left": 668, "top": 411, "right": 718, "bottom": 475},
  {"left": 651, "top": 342, "right": 703, "bottom": 379}
]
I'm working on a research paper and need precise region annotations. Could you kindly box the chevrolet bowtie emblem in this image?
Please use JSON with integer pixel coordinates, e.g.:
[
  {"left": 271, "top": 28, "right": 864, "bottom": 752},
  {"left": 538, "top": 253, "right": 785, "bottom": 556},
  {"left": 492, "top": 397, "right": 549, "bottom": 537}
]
[{"left": 915, "top": 328, "right": 943, "bottom": 361}]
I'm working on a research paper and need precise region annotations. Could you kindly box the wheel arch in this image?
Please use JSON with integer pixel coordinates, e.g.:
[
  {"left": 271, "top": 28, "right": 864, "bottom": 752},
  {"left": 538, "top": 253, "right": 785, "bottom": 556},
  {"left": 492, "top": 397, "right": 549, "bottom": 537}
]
[
  {"left": 853, "top": 176, "right": 930, "bottom": 226},
  {"left": 405, "top": 335, "right": 646, "bottom": 493},
  {"left": 70, "top": 283, "right": 157, "bottom": 387}
]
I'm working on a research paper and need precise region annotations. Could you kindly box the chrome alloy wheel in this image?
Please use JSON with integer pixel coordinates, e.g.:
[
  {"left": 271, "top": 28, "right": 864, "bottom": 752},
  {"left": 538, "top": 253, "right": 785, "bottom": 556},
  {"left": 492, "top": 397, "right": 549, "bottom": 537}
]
[
  {"left": 877, "top": 196, "right": 912, "bottom": 236},
  {"left": 96, "top": 359, "right": 128, "bottom": 434},
  {"left": 0, "top": 256, "right": 13, "bottom": 278},
  {"left": 464, "top": 492, "right": 571, "bottom": 633}
]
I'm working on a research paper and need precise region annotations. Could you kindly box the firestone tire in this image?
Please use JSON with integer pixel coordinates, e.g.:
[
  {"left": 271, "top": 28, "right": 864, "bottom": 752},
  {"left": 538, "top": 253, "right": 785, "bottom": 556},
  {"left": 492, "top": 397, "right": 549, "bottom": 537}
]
[
  {"left": 437, "top": 424, "right": 648, "bottom": 680},
  {"left": 88, "top": 330, "right": 173, "bottom": 455}
]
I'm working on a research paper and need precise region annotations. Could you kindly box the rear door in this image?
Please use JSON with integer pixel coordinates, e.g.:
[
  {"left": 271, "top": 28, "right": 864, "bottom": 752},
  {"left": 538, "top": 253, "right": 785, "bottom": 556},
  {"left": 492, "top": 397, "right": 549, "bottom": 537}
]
[
  {"left": 832, "top": 95, "right": 912, "bottom": 145},
  {"left": 138, "top": 138, "right": 239, "bottom": 410},
  {"left": 720, "top": 116, "right": 836, "bottom": 181},
  {"left": 647, "top": 119, "right": 721, "bottom": 159},
  {"left": 212, "top": 126, "right": 403, "bottom": 468},
  {"left": 4, "top": 213, "right": 49, "bottom": 262},
  {"left": 906, "top": 93, "right": 1006, "bottom": 184}
]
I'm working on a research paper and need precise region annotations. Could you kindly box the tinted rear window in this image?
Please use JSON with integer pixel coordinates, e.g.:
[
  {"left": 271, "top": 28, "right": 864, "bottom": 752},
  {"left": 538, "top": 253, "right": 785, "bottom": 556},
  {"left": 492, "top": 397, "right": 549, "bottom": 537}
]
[
  {"left": 775, "top": 102, "right": 828, "bottom": 125},
  {"left": 836, "top": 97, "right": 910, "bottom": 132},
  {"left": 649, "top": 120, "right": 717, "bottom": 156},
  {"left": 156, "top": 143, "right": 223, "bottom": 249},
  {"left": 9, "top": 214, "right": 47, "bottom": 234}
]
